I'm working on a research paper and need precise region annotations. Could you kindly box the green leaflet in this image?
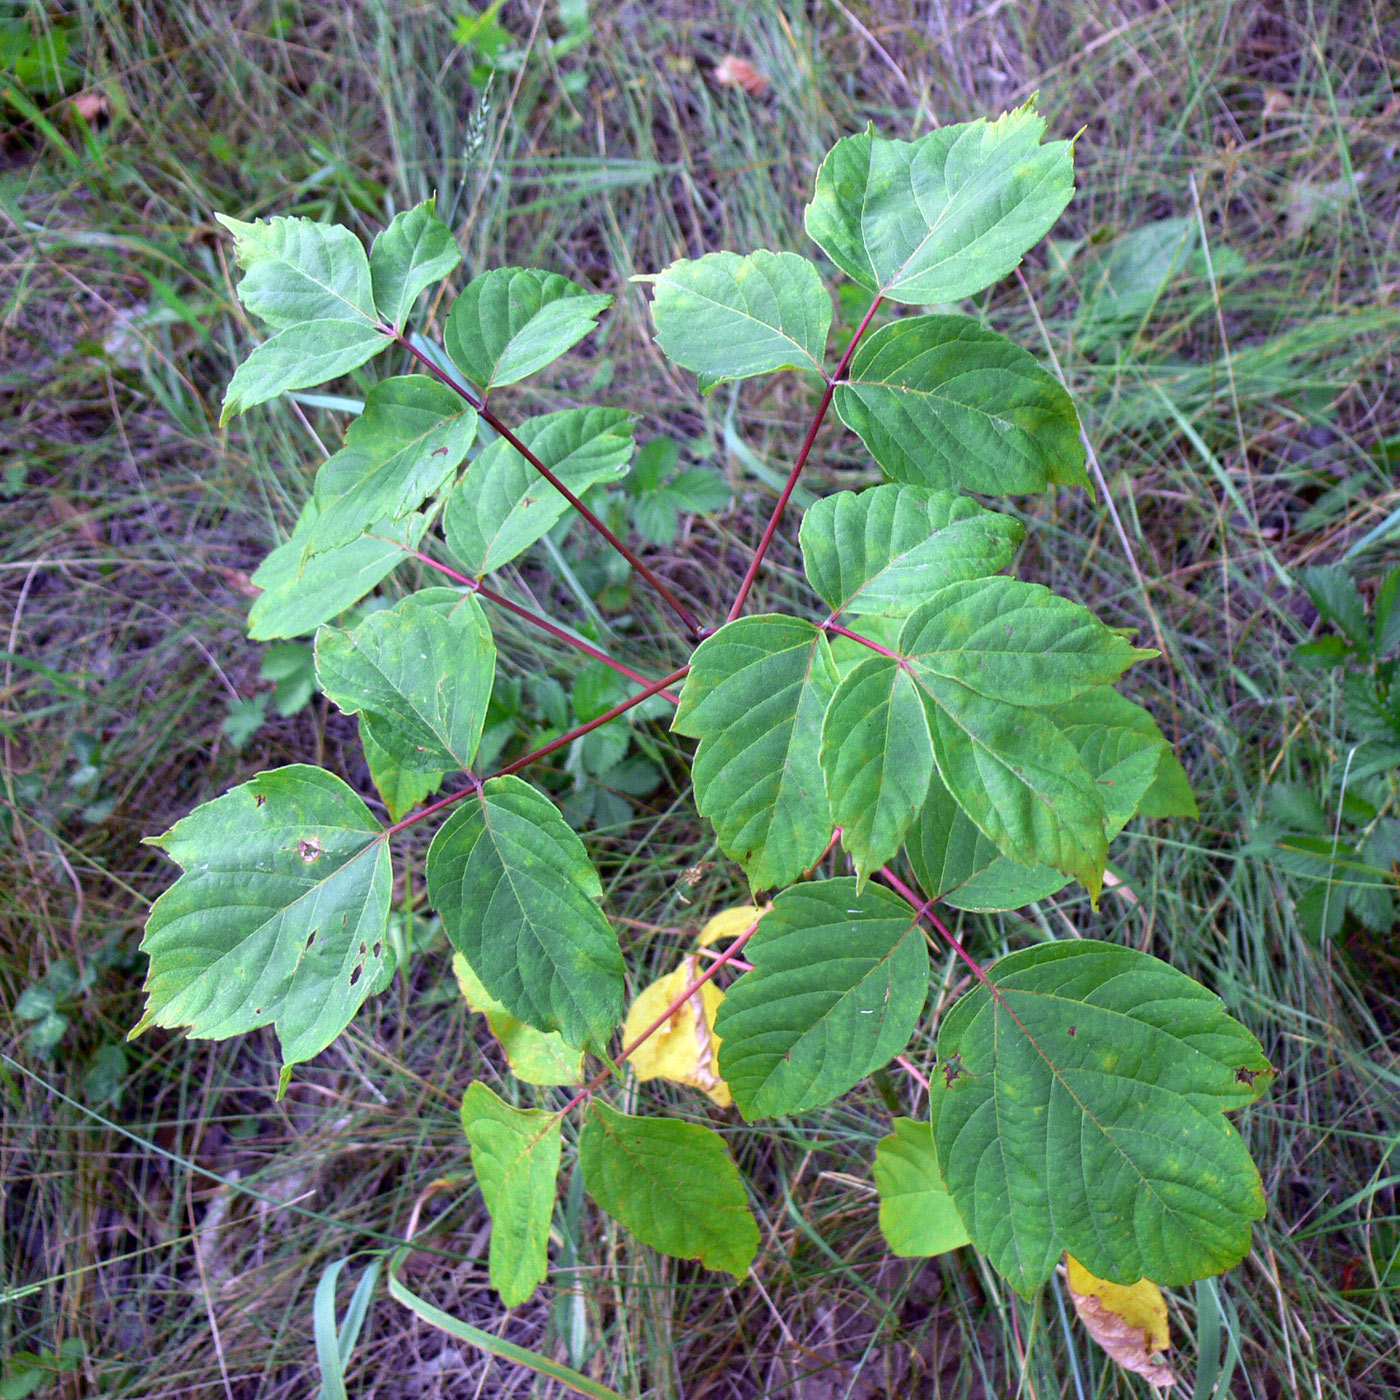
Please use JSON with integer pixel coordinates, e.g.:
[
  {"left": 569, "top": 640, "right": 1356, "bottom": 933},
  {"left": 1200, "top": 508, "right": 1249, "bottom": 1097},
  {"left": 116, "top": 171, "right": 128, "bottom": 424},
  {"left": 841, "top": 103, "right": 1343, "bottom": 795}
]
[
  {"left": 672, "top": 616, "right": 838, "bottom": 892},
  {"left": 306, "top": 375, "right": 477, "bottom": 555},
  {"left": 1052, "top": 686, "right": 1193, "bottom": 834},
  {"left": 873, "top": 1118, "right": 970, "bottom": 1258},
  {"left": 134, "top": 766, "right": 392, "bottom": 1073},
  {"left": 221, "top": 320, "right": 386, "bottom": 423},
  {"left": 715, "top": 878, "right": 928, "bottom": 1119},
  {"left": 906, "top": 691, "right": 1189, "bottom": 909},
  {"left": 578, "top": 1104, "right": 759, "bottom": 1279},
  {"left": 803, "top": 105, "right": 1074, "bottom": 304},
  {"left": 425, "top": 776, "right": 624, "bottom": 1049},
  {"left": 369, "top": 197, "right": 462, "bottom": 332},
  {"left": 444, "top": 267, "right": 611, "bottom": 390},
  {"left": 247, "top": 504, "right": 427, "bottom": 641},
  {"left": 799, "top": 484, "right": 1023, "bottom": 618},
  {"left": 930, "top": 940, "right": 1273, "bottom": 1294},
  {"left": 920, "top": 679, "right": 1109, "bottom": 895},
  {"left": 820, "top": 657, "right": 933, "bottom": 887},
  {"left": 360, "top": 723, "right": 443, "bottom": 822},
  {"left": 315, "top": 589, "right": 495, "bottom": 772},
  {"left": 906, "top": 775, "right": 1070, "bottom": 912},
  {"left": 460, "top": 1082, "right": 562, "bottom": 1306},
  {"left": 834, "top": 315, "right": 1087, "bottom": 495},
  {"left": 899, "top": 577, "right": 1153, "bottom": 706},
  {"left": 217, "top": 213, "right": 377, "bottom": 328},
  {"left": 644, "top": 250, "right": 831, "bottom": 391},
  {"left": 443, "top": 407, "right": 635, "bottom": 576},
  {"left": 454, "top": 955, "right": 584, "bottom": 1086},
  {"left": 898, "top": 579, "right": 1154, "bottom": 893},
  {"left": 216, "top": 213, "right": 387, "bottom": 422}
]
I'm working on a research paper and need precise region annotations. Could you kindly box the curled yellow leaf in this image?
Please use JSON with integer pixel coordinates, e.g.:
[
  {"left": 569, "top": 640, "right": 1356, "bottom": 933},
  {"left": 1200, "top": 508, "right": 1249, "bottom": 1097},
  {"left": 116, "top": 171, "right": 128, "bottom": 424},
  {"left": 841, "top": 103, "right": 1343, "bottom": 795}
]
[
  {"left": 1065, "top": 1254, "right": 1175, "bottom": 1389},
  {"left": 696, "top": 903, "right": 768, "bottom": 947},
  {"left": 622, "top": 955, "right": 730, "bottom": 1107}
]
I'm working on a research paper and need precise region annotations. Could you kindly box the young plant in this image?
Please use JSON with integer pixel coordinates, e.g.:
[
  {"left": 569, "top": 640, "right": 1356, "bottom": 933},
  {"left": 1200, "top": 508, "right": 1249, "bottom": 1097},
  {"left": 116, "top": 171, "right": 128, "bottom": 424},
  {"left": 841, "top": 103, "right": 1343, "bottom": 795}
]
[
  {"left": 133, "top": 107, "right": 1273, "bottom": 1342},
  {"left": 1250, "top": 564, "right": 1400, "bottom": 941}
]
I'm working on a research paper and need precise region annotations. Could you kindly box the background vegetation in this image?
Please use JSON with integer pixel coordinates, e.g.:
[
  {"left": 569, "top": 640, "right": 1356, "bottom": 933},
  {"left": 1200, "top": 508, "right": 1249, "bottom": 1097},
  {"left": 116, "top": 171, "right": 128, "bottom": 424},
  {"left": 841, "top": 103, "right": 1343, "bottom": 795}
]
[{"left": 2, "top": 0, "right": 1397, "bottom": 1395}]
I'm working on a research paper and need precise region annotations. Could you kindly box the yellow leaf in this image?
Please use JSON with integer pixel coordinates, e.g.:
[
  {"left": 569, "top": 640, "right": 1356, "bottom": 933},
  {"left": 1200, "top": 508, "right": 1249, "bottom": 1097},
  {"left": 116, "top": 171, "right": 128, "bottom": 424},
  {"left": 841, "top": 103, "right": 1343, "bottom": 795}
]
[
  {"left": 1065, "top": 1254, "right": 1176, "bottom": 1389},
  {"left": 453, "top": 954, "right": 585, "bottom": 1086},
  {"left": 622, "top": 956, "right": 730, "bottom": 1107},
  {"left": 696, "top": 903, "right": 768, "bottom": 947}
]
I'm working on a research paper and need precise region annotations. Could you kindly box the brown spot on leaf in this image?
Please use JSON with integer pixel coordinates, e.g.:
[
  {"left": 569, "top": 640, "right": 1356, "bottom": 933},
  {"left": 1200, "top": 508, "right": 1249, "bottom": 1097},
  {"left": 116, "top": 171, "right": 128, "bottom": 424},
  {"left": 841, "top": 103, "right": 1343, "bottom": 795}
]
[
  {"left": 1067, "top": 1025, "right": 1077, "bottom": 1037},
  {"left": 298, "top": 837, "right": 322, "bottom": 863},
  {"left": 254, "top": 794, "right": 266, "bottom": 808}
]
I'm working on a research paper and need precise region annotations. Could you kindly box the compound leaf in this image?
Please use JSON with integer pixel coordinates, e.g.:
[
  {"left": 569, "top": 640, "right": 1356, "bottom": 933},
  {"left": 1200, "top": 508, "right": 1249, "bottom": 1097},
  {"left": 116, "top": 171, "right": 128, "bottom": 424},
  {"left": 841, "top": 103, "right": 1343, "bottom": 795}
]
[
  {"left": 873, "top": 1117, "right": 970, "bottom": 1258},
  {"left": 307, "top": 375, "right": 476, "bottom": 554},
  {"left": 715, "top": 878, "right": 928, "bottom": 1119},
  {"left": 134, "top": 766, "right": 391, "bottom": 1072},
  {"left": 834, "top": 316, "right": 1087, "bottom": 495},
  {"left": 445, "top": 267, "right": 611, "bottom": 390},
  {"left": 216, "top": 213, "right": 387, "bottom": 422},
  {"left": 820, "top": 657, "right": 933, "bottom": 886},
  {"left": 672, "top": 616, "right": 838, "bottom": 892},
  {"left": 644, "top": 250, "right": 830, "bottom": 391},
  {"left": 315, "top": 588, "right": 495, "bottom": 772},
  {"left": 444, "top": 408, "right": 634, "bottom": 576},
  {"left": 248, "top": 505, "right": 427, "bottom": 641},
  {"left": 425, "top": 776, "right": 623, "bottom": 1049},
  {"left": 800, "top": 483, "right": 1023, "bottom": 618},
  {"left": 804, "top": 105, "right": 1074, "bottom": 304},
  {"left": 930, "top": 940, "right": 1273, "bottom": 1294},
  {"left": 460, "top": 1082, "right": 562, "bottom": 1306},
  {"left": 370, "top": 197, "right": 462, "bottom": 332},
  {"left": 579, "top": 1104, "right": 758, "bottom": 1279}
]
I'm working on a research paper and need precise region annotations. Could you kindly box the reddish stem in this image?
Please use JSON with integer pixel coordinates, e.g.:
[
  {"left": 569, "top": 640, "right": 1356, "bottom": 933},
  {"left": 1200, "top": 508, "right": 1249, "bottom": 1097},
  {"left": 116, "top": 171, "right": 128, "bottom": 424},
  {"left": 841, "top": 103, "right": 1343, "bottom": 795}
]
[
  {"left": 877, "top": 865, "right": 1045, "bottom": 1048},
  {"left": 895, "top": 1054, "right": 931, "bottom": 1096},
  {"left": 876, "top": 865, "right": 990, "bottom": 985},
  {"left": 554, "top": 913, "right": 765, "bottom": 1117},
  {"left": 725, "top": 294, "right": 884, "bottom": 623},
  {"left": 821, "top": 620, "right": 901, "bottom": 659},
  {"left": 384, "top": 774, "right": 481, "bottom": 838},
  {"left": 392, "top": 332, "right": 703, "bottom": 636},
  {"left": 402, "top": 545, "right": 679, "bottom": 703},
  {"left": 494, "top": 665, "right": 689, "bottom": 779}
]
